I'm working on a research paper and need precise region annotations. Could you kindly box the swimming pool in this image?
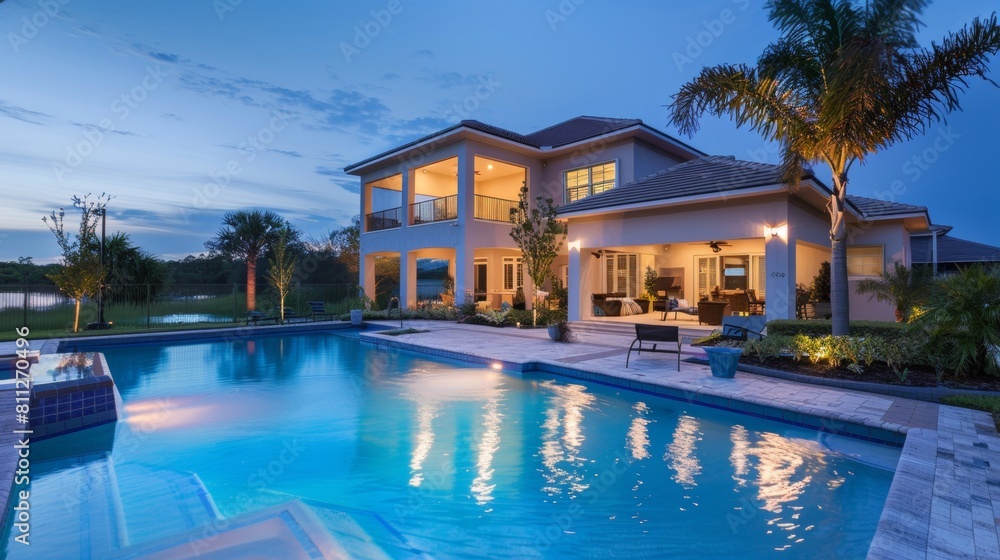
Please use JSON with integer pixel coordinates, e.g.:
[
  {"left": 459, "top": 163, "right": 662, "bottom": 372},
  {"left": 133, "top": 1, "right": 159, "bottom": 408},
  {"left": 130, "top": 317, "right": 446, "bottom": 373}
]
[{"left": 8, "top": 331, "right": 899, "bottom": 558}]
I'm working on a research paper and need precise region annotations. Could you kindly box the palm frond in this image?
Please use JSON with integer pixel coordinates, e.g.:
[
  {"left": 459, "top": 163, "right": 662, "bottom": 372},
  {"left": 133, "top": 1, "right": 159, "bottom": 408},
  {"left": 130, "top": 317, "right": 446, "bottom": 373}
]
[
  {"left": 668, "top": 63, "right": 812, "bottom": 141},
  {"left": 889, "top": 13, "right": 1000, "bottom": 142}
]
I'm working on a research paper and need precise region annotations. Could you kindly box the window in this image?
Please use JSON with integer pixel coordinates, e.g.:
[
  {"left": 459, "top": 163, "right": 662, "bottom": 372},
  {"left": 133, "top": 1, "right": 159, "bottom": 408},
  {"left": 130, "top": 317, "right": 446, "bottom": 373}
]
[
  {"left": 697, "top": 254, "right": 766, "bottom": 298},
  {"left": 604, "top": 253, "right": 638, "bottom": 297},
  {"left": 847, "top": 246, "right": 884, "bottom": 276},
  {"left": 503, "top": 257, "right": 523, "bottom": 291},
  {"left": 564, "top": 161, "right": 616, "bottom": 202}
]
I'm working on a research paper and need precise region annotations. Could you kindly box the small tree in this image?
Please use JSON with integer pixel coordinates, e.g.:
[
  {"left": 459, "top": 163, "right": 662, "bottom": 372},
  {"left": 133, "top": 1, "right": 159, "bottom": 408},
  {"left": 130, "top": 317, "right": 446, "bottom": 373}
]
[
  {"left": 509, "top": 184, "right": 567, "bottom": 326},
  {"left": 265, "top": 229, "right": 298, "bottom": 324},
  {"left": 643, "top": 266, "right": 658, "bottom": 302},
  {"left": 330, "top": 215, "right": 360, "bottom": 276},
  {"left": 855, "top": 262, "right": 928, "bottom": 322},
  {"left": 206, "top": 209, "right": 287, "bottom": 311},
  {"left": 42, "top": 195, "right": 107, "bottom": 333},
  {"left": 810, "top": 262, "right": 832, "bottom": 303}
]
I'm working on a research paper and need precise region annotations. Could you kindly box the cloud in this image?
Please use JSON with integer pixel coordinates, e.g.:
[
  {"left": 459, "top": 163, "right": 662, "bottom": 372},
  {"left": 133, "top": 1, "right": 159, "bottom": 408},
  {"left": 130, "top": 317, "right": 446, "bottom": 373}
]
[
  {"left": 269, "top": 149, "right": 303, "bottom": 158},
  {"left": 70, "top": 121, "right": 140, "bottom": 137},
  {"left": 413, "top": 49, "right": 436, "bottom": 60},
  {"left": 418, "top": 70, "right": 482, "bottom": 89},
  {"left": 162, "top": 112, "right": 183, "bottom": 121},
  {"left": 0, "top": 100, "right": 55, "bottom": 125}
]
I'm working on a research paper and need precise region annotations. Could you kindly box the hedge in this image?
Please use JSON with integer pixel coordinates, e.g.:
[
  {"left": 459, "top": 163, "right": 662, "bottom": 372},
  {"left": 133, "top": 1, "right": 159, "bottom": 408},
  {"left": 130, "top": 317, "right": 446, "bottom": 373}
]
[{"left": 766, "top": 319, "right": 907, "bottom": 338}]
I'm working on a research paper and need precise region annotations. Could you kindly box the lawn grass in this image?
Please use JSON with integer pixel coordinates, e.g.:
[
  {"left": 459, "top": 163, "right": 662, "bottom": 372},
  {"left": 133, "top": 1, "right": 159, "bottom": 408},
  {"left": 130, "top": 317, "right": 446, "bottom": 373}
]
[{"left": 940, "top": 395, "right": 1000, "bottom": 430}]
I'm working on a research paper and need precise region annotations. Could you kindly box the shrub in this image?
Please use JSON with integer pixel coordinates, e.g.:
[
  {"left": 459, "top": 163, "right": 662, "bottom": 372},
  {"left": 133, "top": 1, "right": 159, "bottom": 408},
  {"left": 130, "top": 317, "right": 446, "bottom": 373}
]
[
  {"left": 911, "top": 264, "right": 1000, "bottom": 376},
  {"left": 742, "top": 334, "right": 792, "bottom": 361},
  {"left": 766, "top": 319, "right": 907, "bottom": 339},
  {"left": 811, "top": 261, "right": 831, "bottom": 302}
]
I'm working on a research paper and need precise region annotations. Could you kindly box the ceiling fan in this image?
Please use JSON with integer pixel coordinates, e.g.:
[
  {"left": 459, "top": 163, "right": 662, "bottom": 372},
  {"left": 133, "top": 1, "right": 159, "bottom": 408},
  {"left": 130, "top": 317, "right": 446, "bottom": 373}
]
[{"left": 706, "top": 241, "right": 730, "bottom": 253}]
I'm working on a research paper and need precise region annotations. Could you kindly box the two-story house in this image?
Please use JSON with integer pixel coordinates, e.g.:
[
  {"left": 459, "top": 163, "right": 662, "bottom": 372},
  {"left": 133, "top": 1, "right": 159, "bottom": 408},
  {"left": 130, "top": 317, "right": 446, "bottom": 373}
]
[{"left": 345, "top": 115, "right": 981, "bottom": 323}]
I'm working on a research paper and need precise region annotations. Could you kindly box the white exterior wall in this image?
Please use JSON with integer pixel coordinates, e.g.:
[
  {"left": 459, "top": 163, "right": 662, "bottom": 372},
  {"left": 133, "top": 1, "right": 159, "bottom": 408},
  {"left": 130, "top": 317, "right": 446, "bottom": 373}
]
[{"left": 844, "top": 220, "right": 911, "bottom": 321}]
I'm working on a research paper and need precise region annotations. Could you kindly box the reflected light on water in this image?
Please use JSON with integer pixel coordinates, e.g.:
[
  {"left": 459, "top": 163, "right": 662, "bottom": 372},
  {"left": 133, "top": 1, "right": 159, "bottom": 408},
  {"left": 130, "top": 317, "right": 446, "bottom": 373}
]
[
  {"left": 539, "top": 381, "right": 595, "bottom": 495},
  {"left": 409, "top": 400, "right": 439, "bottom": 487},
  {"left": 626, "top": 402, "right": 651, "bottom": 460},
  {"left": 665, "top": 415, "right": 701, "bottom": 488},
  {"left": 752, "top": 434, "right": 824, "bottom": 514},
  {"left": 730, "top": 425, "right": 750, "bottom": 487},
  {"left": 471, "top": 396, "right": 503, "bottom": 504}
]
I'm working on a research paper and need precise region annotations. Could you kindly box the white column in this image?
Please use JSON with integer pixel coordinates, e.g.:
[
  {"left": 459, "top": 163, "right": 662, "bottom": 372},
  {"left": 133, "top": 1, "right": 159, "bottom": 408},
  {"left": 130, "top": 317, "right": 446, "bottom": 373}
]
[
  {"left": 453, "top": 145, "right": 476, "bottom": 305},
  {"left": 400, "top": 169, "right": 412, "bottom": 230},
  {"left": 361, "top": 253, "right": 376, "bottom": 301},
  {"left": 568, "top": 242, "right": 582, "bottom": 321},
  {"left": 765, "top": 226, "right": 797, "bottom": 321},
  {"left": 400, "top": 250, "right": 417, "bottom": 308}
]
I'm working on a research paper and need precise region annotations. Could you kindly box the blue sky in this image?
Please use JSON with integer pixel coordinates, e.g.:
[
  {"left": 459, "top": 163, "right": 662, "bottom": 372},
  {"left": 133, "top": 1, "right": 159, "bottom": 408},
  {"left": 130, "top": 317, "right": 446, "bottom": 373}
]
[{"left": 1, "top": 0, "right": 997, "bottom": 263}]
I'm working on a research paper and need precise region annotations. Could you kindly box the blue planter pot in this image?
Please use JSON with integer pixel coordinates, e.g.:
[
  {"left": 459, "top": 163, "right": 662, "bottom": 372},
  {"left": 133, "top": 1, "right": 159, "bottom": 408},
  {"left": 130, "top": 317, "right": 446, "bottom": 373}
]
[{"left": 702, "top": 346, "right": 742, "bottom": 378}]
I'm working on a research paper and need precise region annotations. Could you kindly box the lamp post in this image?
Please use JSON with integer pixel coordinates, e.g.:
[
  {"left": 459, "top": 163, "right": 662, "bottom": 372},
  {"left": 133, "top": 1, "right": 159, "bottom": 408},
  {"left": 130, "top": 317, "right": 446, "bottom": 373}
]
[{"left": 98, "top": 207, "right": 106, "bottom": 325}]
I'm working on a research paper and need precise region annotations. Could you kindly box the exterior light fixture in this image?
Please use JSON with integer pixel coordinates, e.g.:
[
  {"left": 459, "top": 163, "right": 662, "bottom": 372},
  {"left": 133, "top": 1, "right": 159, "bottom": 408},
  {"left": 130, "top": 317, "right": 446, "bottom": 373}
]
[{"left": 487, "top": 164, "right": 494, "bottom": 170}]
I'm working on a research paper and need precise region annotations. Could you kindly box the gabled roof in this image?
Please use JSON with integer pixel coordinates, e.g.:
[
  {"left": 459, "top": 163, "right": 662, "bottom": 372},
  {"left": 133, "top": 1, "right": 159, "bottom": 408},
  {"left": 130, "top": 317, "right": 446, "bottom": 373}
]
[
  {"left": 912, "top": 234, "right": 1000, "bottom": 264},
  {"left": 845, "top": 195, "right": 928, "bottom": 218},
  {"left": 344, "top": 115, "right": 703, "bottom": 174},
  {"left": 557, "top": 156, "right": 809, "bottom": 215},
  {"left": 525, "top": 116, "right": 643, "bottom": 148}
]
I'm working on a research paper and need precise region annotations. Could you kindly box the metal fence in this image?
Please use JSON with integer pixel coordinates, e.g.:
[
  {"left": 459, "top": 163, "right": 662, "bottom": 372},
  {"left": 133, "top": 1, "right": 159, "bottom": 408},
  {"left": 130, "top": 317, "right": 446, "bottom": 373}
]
[{"left": 0, "top": 283, "right": 361, "bottom": 334}]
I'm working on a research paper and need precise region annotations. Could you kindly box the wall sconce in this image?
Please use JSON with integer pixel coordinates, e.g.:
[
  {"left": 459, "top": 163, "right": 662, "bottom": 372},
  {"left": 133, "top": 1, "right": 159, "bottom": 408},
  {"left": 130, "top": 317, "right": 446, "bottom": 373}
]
[
  {"left": 765, "top": 224, "right": 786, "bottom": 238},
  {"left": 662, "top": 244, "right": 671, "bottom": 252},
  {"left": 568, "top": 240, "right": 581, "bottom": 251}
]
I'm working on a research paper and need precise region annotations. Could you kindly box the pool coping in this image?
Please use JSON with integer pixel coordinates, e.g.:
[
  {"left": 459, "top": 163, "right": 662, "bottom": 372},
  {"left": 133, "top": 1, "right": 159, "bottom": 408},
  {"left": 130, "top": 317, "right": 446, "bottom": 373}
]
[{"left": 1, "top": 322, "right": 996, "bottom": 558}]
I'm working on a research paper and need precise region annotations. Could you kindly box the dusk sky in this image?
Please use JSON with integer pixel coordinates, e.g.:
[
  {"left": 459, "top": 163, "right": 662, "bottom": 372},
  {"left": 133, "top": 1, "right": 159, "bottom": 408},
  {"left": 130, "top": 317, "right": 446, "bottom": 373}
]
[{"left": 1, "top": 0, "right": 998, "bottom": 263}]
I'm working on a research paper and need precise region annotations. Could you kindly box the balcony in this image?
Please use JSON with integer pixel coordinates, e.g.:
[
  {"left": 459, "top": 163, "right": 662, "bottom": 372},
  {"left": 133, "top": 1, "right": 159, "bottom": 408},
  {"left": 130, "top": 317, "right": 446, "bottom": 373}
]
[
  {"left": 366, "top": 207, "right": 401, "bottom": 232},
  {"left": 474, "top": 194, "right": 519, "bottom": 223},
  {"left": 411, "top": 195, "right": 457, "bottom": 225}
]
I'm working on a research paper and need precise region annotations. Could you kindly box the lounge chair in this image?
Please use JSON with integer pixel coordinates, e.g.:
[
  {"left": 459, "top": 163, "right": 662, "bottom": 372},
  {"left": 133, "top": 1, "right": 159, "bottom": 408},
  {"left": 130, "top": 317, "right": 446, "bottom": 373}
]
[
  {"left": 626, "top": 324, "right": 681, "bottom": 369},
  {"left": 307, "top": 301, "right": 335, "bottom": 321},
  {"left": 719, "top": 315, "right": 766, "bottom": 341},
  {"left": 659, "top": 298, "right": 699, "bottom": 321},
  {"left": 246, "top": 310, "right": 278, "bottom": 326}
]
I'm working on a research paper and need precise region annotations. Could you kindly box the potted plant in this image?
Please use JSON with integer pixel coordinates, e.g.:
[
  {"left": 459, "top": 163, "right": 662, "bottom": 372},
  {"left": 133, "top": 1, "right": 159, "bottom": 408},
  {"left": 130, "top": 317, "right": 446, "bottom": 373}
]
[
  {"left": 643, "top": 266, "right": 658, "bottom": 312},
  {"left": 350, "top": 288, "right": 369, "bottom": 326},
  {"left": 441, "top": 274, "right": 455, "bottom": 306},
  {"left": 547, "top": 320, "right": 574, "bottom": 342},
  {"left": 810, "top": 262, "right": 832, "bottom": 319}
]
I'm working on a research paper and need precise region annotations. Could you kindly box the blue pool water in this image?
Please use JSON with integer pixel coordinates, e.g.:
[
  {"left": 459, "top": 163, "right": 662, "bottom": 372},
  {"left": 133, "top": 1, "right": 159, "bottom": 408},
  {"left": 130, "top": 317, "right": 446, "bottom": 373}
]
[{"left": 9, "top": 332, "right": 899, "bottom": 558}]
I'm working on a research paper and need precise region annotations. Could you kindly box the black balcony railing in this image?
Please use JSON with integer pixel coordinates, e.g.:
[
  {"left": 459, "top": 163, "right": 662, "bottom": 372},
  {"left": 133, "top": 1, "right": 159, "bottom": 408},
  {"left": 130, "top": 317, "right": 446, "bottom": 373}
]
[
  {"left": 411, "top": 195, "right": 457, "bottom": 224},
  {"left": 366, "top": 207, "right": 401, "bottom": 231},
  {"left": 474, "top": 194, "right": 519, "bottom": 222}
]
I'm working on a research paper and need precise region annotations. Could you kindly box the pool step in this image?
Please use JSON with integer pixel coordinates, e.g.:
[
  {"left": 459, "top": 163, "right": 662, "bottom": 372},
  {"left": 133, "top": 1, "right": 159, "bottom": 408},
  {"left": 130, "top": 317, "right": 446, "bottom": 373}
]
[
  {"left": 113, "top": 463, "right": 223, "bottom": 547},
  {"left": 111, "top": 499, "right": 353, "bottom": 559},
  {"left": 6, "top": 453, "right": 128, "bottom": 559}
]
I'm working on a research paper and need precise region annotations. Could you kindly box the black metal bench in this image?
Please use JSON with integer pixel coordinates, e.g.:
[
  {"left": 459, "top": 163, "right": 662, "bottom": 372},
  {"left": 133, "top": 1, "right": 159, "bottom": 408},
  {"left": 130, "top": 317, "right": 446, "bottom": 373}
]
[
  {"left": 626, "top": 324, "right": 681, "bottom": 370},
  {"left": 245, "top": 310, "right": 278, "bottom": 326},
  {"left": 307, "top": 301, "right": 335, "bottom": 321}
]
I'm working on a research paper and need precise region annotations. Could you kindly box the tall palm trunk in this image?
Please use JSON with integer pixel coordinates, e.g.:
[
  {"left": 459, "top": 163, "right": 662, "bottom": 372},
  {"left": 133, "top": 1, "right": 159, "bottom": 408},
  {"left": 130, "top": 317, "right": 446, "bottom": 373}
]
[
  {"left": 829, "top": 175, "right": 850, "bottom": 336},
  {"left": 246, "top": 256, "right": 257, "bottom": 311}
]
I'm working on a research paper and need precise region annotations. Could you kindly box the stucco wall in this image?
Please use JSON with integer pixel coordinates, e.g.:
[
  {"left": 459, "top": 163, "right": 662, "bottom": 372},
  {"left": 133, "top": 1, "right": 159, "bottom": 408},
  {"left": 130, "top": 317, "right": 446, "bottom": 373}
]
[{"left": 633, "top": 139, "right": 684, "bottom": 180}]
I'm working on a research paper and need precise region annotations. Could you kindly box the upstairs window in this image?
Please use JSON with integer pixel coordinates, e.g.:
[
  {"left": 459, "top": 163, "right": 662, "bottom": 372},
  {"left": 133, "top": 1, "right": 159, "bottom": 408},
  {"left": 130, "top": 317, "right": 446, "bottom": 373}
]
[{"left": 565, "top": 161, "right": 616, "bottom": 202}]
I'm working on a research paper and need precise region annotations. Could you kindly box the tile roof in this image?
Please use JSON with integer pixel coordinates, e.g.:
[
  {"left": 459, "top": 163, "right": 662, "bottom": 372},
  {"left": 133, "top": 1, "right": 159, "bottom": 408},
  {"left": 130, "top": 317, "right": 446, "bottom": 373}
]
[
  {"left": 525, "top": 116, "right": 643, "bottom": 148},
  {"left": 459, "top": 120, "right": 538, "bottom": 147},
  {"left": 911, "top": 234, "right": 1000, "bottom": 264},
  {"left": 845, "top": 195, "right": 927, "bottom": 218},
  {"left": 345, "top": 115, "right": 680, "bottom": 173},
  {"left": 557, "top": 155, "right": 800, "bottom": 215}
]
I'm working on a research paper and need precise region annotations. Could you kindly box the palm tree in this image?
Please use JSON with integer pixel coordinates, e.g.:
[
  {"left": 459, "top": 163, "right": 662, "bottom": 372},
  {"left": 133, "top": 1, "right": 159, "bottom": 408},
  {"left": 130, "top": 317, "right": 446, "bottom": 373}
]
[
  {"left": 669, "top": 0, "right": 1000, "bottom": 335},
  {"left": 206, "top": 210, "right": 285, "bottom": 311},
  {"left": 855, "top": 262, "right": 928, "bottom": 322}
]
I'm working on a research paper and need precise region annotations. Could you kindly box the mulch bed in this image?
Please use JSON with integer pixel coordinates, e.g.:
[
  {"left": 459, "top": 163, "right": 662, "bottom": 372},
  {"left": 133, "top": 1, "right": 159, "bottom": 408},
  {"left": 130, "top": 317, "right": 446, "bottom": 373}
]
[{"left": 736, "top": 353, "right": 1000, "bottom": 391}]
